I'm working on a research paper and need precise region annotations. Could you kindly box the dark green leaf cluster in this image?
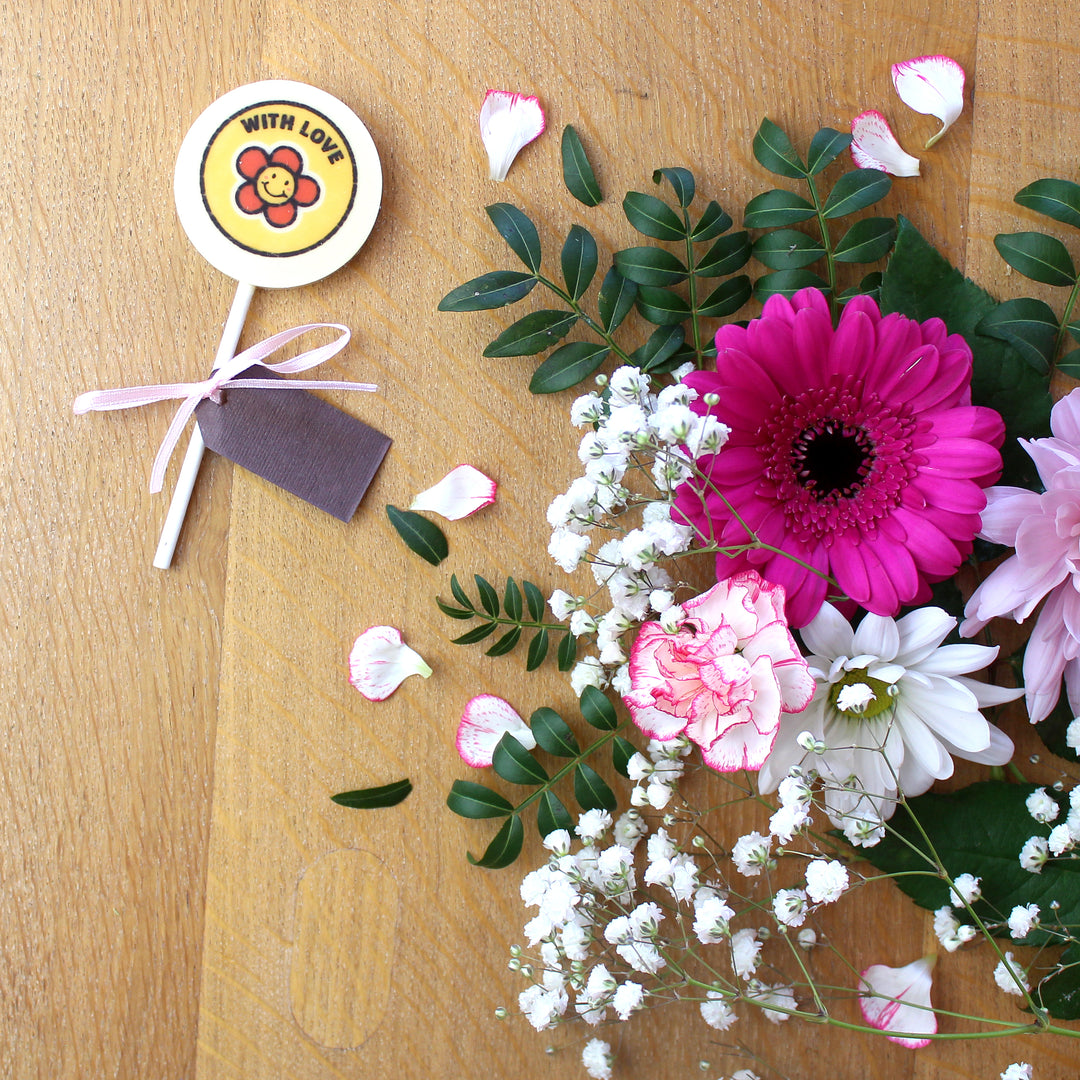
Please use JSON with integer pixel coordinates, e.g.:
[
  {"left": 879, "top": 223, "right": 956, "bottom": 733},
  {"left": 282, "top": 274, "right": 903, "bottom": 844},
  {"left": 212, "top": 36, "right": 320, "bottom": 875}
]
[
  {"left": 978, "top": 179, "right": 1080, "bottom": 378},
  {"left": 445, "top": 686, "right": 632, "bottom": 869},
  {"left": 439, "top": 129, "right": 753, "bottom": 392},
  {"left": 858, "top": 781, "right": 1080, "bottom": 1019},
  {"left": 747, "top": 118, "right": 894, "bottom": 307},
  {"left": 437, "top": 573, "right": 576, "bottom": 671}
]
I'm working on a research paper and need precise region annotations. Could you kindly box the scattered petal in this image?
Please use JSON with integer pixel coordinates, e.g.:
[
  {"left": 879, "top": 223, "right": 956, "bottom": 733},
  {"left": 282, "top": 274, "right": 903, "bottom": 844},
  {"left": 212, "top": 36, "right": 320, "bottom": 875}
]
[
  {"left": 851, "top": 110, "right": 921, "bottom": 177},
  {"left": 409, "top": 464, "right": 497, "bottom": 520},
  {"left": 456, "top": 694, "right": 537, "bottom": 767},
  {"left": 892, "top": 55, "right": 966, "bottom": 148},
  {"left": 348, "top": 626, "right": 432, "bottom": 701},
  {"left": 479, "top": 89, "right": 546, "bottom": 181},
  {"left": 859, "top": 955, "right": 937, "bottom": 1048}
]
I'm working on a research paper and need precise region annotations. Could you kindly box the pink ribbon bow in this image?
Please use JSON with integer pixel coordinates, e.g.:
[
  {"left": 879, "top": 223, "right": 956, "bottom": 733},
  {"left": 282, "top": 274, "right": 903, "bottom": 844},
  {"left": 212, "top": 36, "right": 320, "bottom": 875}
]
[{"left": 73, "top": 323, "right": 376, "bottom": 493}]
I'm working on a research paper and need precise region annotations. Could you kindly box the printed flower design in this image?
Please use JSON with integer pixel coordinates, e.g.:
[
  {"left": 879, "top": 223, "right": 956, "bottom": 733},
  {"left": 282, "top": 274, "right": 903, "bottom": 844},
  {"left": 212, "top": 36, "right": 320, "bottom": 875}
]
[
  {"left": 623, "top": 571, "right": 814, "bottom": 772},
  {"left": 758, "top": 603, "right": 1018, "bottom": 835},
  {"left": 963, "top": 389, "right": 1080, "bottom": 723},
  {"left": 234, "top": 145, "right": 320, "bottom": 228},
  {"left": 673, "top": 288, "right": 1006, "bottom": 627}
]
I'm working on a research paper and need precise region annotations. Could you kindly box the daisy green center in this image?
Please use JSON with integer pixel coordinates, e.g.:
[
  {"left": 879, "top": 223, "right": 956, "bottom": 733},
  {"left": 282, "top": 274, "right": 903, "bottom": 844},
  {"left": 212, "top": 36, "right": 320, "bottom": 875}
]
[{"left": 828, "top": 670, "right": 896, "bottom": 719}]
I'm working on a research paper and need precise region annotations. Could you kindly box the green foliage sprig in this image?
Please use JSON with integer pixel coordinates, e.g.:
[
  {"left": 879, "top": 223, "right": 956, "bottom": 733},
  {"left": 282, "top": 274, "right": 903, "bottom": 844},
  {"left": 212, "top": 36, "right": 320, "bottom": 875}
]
[
  {"left": 446, "top": 686, "right": 637, "bottom": 869},
  {"left": 437, "top": 573, "right": 577, "bottom": 670}
]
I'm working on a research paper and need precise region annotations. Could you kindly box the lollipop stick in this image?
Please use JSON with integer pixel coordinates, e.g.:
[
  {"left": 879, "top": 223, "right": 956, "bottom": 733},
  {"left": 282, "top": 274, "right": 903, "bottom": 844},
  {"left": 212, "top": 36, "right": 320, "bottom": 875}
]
[{"left": 153, "top": 280, "right": 256, "bottom": 569}]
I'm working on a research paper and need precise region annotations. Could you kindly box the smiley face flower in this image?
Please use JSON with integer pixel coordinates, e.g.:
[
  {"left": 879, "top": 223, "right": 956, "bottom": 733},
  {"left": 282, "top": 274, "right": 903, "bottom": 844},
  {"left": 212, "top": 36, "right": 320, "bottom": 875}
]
[{"left": 234, "top": 145, "right": 320, "bottom": 228}]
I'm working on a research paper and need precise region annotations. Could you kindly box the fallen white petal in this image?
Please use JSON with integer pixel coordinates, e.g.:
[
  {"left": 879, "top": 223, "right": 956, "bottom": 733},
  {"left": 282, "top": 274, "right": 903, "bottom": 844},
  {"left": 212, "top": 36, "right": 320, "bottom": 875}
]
[
  {"left": 479, "top": 89, "right": 545, "bottom": 181},
  {"left": 456, "top": 694, "right": 537, "bottom": 767},
  {"left": 409, "top": 464, "right": 497, "bottom": 520},
  {"left": 892, "top": 55, "right": 965, "bottom": 148},
  {"left": 858, "top": 955, "right": 936, "bottom": 1048},
  {"left": 851, "top": 110, "right": 921, "bottom": 177},
  {"left": 348, "top": 626, "right": 432, "bottom": 701}
]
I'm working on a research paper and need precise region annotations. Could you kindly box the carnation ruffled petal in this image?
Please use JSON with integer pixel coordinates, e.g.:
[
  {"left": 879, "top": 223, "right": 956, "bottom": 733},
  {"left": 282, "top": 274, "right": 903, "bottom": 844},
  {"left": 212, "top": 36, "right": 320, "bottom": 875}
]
[
  {"left": 456, "top": 694, "right": 537, "bottom": 767},
  {"left": 851, "top": 110, "right": 921, "bottom": 177},
  {"left": 892, "top": 55, "right": 966, "bottom": 148},
  {"left": 348, "top": 626, "right": 433, "bottom": 701},
  {"left": 409, "top": 464, "right": 497, "bottom": 520},
  {"left": 479, "top": 89, "right": 545, "bottom": 181},
  {"left": 859, "top": 956, "right": 937, "bottom": 1047}
]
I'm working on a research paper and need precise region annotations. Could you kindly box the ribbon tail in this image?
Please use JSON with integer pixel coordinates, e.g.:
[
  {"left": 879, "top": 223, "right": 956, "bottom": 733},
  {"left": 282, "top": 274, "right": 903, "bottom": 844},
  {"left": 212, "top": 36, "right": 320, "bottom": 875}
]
[{"left": 149, "top": 397, "right": 202, "bottom": 494}]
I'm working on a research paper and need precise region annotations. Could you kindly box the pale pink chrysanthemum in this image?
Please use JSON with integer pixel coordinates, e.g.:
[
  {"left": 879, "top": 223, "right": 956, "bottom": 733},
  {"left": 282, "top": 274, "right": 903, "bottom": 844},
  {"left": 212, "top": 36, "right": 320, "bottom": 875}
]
[
  {"left": 674, "top": 288, "right": 1005, "bottom": 628},
  {"left": 963, "top": 388, "right": 1080, "bottom": 723}
]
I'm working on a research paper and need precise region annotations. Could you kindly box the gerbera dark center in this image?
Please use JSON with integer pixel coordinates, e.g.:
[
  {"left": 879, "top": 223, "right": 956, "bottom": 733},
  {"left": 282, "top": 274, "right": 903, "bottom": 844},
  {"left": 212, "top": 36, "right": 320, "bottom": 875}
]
[{"left": 792, "top": 421, "right": 873, "bottom": 497}]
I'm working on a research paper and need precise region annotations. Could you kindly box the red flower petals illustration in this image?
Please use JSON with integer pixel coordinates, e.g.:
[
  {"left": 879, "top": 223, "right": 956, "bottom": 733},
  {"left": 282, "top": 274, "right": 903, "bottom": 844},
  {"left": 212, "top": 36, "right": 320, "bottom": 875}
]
[{"left": 234, "top": 145, "right": 320, "bottom": 228}]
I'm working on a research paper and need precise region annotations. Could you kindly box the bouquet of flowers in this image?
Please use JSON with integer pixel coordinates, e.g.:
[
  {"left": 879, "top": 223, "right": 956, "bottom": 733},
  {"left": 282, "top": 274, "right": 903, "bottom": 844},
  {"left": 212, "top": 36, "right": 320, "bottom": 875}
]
[{"left": 345, "top": 65, "right": 1080, "bottom": 1080}]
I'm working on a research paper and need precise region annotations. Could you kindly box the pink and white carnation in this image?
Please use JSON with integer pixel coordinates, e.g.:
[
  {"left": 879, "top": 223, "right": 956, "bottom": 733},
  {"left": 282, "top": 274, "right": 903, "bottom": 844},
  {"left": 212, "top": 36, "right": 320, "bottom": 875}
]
[
  {"left": 622, "top": 571, "right": 814, "bottom": 771},
  {"left": 963, "top": 389, "right": 1080, "bottom": 723},
  {"left": 674, "top": 288, "right": 1005, "bottom": 628}
]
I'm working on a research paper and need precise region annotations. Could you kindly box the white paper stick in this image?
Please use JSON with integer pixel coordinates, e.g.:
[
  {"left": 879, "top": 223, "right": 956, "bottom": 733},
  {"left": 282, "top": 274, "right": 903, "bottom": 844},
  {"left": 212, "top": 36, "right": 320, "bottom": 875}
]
[{"left": 153, "top": 280, "right": 256, "bottom": 569}]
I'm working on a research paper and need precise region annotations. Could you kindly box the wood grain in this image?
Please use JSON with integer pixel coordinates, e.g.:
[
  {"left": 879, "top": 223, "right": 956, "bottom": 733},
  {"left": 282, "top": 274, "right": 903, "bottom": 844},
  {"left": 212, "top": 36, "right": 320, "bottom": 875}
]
[{"left": 4, "top": 0, "right": 1080, "bottom": 1077}]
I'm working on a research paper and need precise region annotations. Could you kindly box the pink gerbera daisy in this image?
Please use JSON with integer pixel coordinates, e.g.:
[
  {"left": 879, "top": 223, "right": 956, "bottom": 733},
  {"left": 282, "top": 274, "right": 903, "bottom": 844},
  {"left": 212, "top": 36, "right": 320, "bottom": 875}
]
[{"left": 674, "top": 288, "right": 1005, "bottom": 627}]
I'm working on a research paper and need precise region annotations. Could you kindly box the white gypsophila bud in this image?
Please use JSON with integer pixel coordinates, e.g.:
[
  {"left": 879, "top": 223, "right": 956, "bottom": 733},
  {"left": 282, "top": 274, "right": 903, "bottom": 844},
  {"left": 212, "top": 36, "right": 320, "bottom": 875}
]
[
  {"left": 949, "top": 873, "right": 982, "bottom": 905},
  {"left": 611, "top": 663, "right": 632, "bottom": 696},
  {"left": 659, "top": 605, "right": 686, "bottom": 634},
  {"left": 570, "top": 657, "right": 607, "bottom": 696},
  {"left": 607, "top": 366, "right": 652, "bottom": 405},
  {"left": 805, "top": 859, "right": 849, "bottom": 904},
  {"left": 1019, "top": 835, "right": 1050, "bottom": 873},
  {"left": 570, "top": 609, "right": 598, "bottom": 638},
  {"left": 796, "top": 730, "right": 819, "bottom": 752},
  {"left": 993, "top": 952, "right": 1031, "bottom": 996},
  {"left": 695, "top": 415, "right": 730, "bottom": 453},
  {"left": 626, "top": 753, "right": 653, "bottom": 782},
  {"left": 602, "top": 403, "right": 651, "bottom": 445},
  {"left": 648, "top": 588, "right": 675, "bottom": 614},
  {"left": 1048, "top": 823, "right": 1074, "bottom": 856},
  {"left": 703, "top": 392, "right": 720, "bottom": 406},
  {"left": 1026, "top": 787, "right": 1060, "bottom": 823},
  {"left": 548, "top": 528, "right": 591, "bottom": 573},
  {"left": 547, "top": 589, "right": 577, "bottom": 620},
  {"left": 731, "top": 832, "right": 772, "bottom": 877},
  {"left": 1007, "top": 903, "right": 1040, "bottom": 940},
  {"left": 1067, "top": 717, "right": 1080, "bottom": 755},
  {"left": 543, "top": 829, "right": 572, "bottom": 856},
  {"left": 772, "top": 888, "right": 808, "bottom": 927},
  {"left": 651, "top": 403, "right": 696, "bottom": 444},
  {"left": 570, "top": 392, "right": 605, "bottom": 427},
  {"left": 797, "top": 928, "right": 817, "bottom": 950}
]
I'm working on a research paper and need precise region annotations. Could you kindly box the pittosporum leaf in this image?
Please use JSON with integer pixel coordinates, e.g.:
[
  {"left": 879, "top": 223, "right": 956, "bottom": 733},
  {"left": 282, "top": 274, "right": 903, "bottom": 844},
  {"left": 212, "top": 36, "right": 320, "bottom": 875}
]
[
  {"left": 536, "top": 790, "right": 574, "bottom": 838},
  {"left": 994, "top": 231, "right": 1077, "bottom": 287},
  {"left": 636, "top": 285, "right": 691, "bottom": 326},
  {"left": 557, "top": 631, "right": 577, "bottom": 671},
  {"left": 573, "top": 762, "right": 617, "bottom": 811},
  {"left": 612, "top": 736, "right": 638, "bottom": 778},
  {"left": 523, "top": 580, "right": 545, "bottom": 622},
  {"left": 485, "top": 626, "right": 522, "bottom": 657},
  {"left": 561, "top": 224, "right": 599, "bottom": 300},
  {"left": 446, "top": 779, "right": 515, "bottom": 818},
  {"left": 806, "top": 127, "right": 852, "bottom": 176},
  {"left": 695, "top": 231, "right": 752, "bottom": 277},
  {"left": 503, "top": 578, "right": 523, "bottom": 621},
  {"left": 697, "top": 276, "right": 752, "bottom": 318},
  {"left": 475, "top": 575, "right": 499, "bottom": 617},
  {"left": 451, "top": 622, "right": 498, "bottom": 645},
  {"left": 652, "top": 167, "right": 696, "bottom": 207},
  {"left": 386, "top": 505, "right": 448, "bottom": 566},
  {"left": 486, "top": 203, "right": 542, "bottom": 273},
  {"left": 437, "top": 271, "right": 537, "bottom": 312},
  {"left": 1014, "top": 177, "right": 1080, "bottom": 230},
  {"left": 613, "top": 246, "right": 689, "bottom": 286},
  {"left": 597, "top": 267, "right": 638, "bottom": 332},
  {"left": 821, "top": 169, "right": 892, "bottom": 219},
  {"left": 530, "top": 707, "right": 581, "bottom": 757},
  {"left": 529, "top": 343, "right": 610, "bottom": 394},
  {"left": 692, "top": 200, "right": 733, "bottom": 242},
  {"left": 467, "top": 813, "right": 524, "bottom": 869},
  {"left": 331, "top": 778, "right": 412, "bottom": 809},
  {"left": 743, "top": 189, "right": 816, "bottom": 228},
  {"left": 526, "top": 628, "right": 549, "bottom": 670},
  {"left": 832, "top": 217, "right": 897, "bottom": 263},
  {"left": 754, "top": 269, "right": 830, "bottom": 301},
  {"left": 450, "top": 573, "right": 472, "bottom": 609},
  {"left": 623, "top": 191, "right": 687, "bottom": 241},
  {"left": 561, "top": 125, "right": 603, "bottom": 207},
  {"left": 752, "top": 228, "right": 825, "bottom": 270},
  {"left": 631, "top": 324, "right": 685, "bottom": 371},
  {"left": 436, "top": 597, "right": 474, "bottom": 620},
  {"left": 752, "top": 118, "right": 807, "bottom": 179},
  {"left": 579, "top": 684, "right": 618, "bottom": 729},
  {"left": 483, "top": 310, "right": 579, "bottom": 357},
  {"left": 492, "top": 731, "right": 549, "bottom": 785}
]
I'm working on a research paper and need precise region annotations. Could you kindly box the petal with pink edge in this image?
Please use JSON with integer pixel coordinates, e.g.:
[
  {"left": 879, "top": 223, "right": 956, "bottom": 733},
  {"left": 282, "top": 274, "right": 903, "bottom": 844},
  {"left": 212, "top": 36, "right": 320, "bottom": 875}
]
[
  {"left": 479, "top": 90, "right": 545, "bottom": 181},
  {"left": 456, "top": 694, "right": 536, "bottom": 767},
  {"left": 851, "top": 110, "right": 920, "bottom": 177},
  {"left": 891, "top": 55, "right": 965, "bottom": 148},
  {"left": 348, "top": 626, "right": 433, "bottom": 701},
  {"left": 410, "top": 464, "right": 497, "bottom": 520},
  {"left": 858, "top": 956, "right": 937, "bottom": 1048}
]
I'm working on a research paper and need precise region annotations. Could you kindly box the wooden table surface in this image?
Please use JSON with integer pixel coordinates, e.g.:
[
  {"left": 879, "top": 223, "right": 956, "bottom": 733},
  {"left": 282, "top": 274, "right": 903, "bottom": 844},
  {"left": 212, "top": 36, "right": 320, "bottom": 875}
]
[{"left": 5, "top": 1, "right": 1080, "bottom": 1077}]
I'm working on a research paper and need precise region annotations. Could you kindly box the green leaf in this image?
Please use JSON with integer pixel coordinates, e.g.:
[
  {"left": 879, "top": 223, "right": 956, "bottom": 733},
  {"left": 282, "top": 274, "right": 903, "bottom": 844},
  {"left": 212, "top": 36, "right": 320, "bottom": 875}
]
[
  {"left": 468, "top": 813, "right": 524, "bottom": 869},
  {"left": 880, "top": 215, "right": 1051, "bottom": 489},
  {"left": 837, "top": 271, "right": 884, "bottom": 303},
  {"left": 1015, "top": 177, "right": 1080, "bottom": 230},
  {"left": 451, "top": 622, "right": 497, "bottom": 645},
  {"left": 822, "top": 169, "right": 892, "bottom": 219},
  {"left": 474, "top": 574, "right": 499, "bottom": 616},
  {"left": 976, "top": 297, "right": 1059, "bottom": 375},
  {"left": 597, "top": 267, "right": 638, "bottom": 333},
  {"left": 450, "top": 573, "right": 472, "bottom": 609},
  {"left": 561, "top": 225, "right": 599, "bottom": 301},
  {"left": 696, "top": 231, "right": 752, "bottom": 277},
  {"left": 483, "top": 310, "right": 579, "bottom": 357},
  {"left": 525, "top": 628, "right": 549, "bottom": 671},
  {"left": 859, "top": 782, "right": 1080, "bottom": 951},
  {"left": 523, "top": 580, "right": 545, "bottom": 622},
  {"left": 386, "top": 505, "right": 448, "bottom": 566},
  {"left": 557, "top": 631, "right": 577, "bottom": 671},
  {"left": 436, "top": 597, "right": 474, "bottom": 620},
  {"left": 697, "top": 276, "right": 752, "bottom": 318},
  {"left": 743, "top": 189, "right": 816, "bottom": 228},
  {"left": 1059, "top": 348, "right": 1080, "bottom": 380},
  {"left": 536, "top": 790, "right": 574, "bottom": 839},
  {"left": 692, "top": 201, "right": 733, "bottom": 242},
  {"left": 994, "top": 231, "right": 1077, "bottom": 286},
  {"left": 652, "top": 167, "right": 695, "bottom": 207},
  {"left": 331, "top": 778, "right": 412, "bottom": 809},
  {"left": 573, "top": 763, "right": 617, "bottom": 812},
  {"left": 1038, "top": 942, "right": 1080, "bottom": 1019},
  {"left": 446, "top": 780, "right": 514, "bottom": 818},
  {"left": 529, "top": 343, "right": 610, "bottom": 394},
  {"left": 631, "top": 323, "right": 685, "bottom": 371},
  {"left": 503, "top": 578, "right": 523, "bottom": 621},
  {"left": 613, "top": 246, "right": 689, "bottom": 286},
  {"left": 833, "top": 217, "right": 897, "bottom": 263},
  {"left": 438, "top": 270, "right": 537, "bottom": 312},
  {"left": 752, "top": 118, "right": 806, "bottom": 179},
  {"left": 752, "top": 229, "right": 824, "bottom": 270},
  {"left": 623, "top": 191, "right": 687, "bottom": 241},
  {"left": 806, "top": 127, "right": 852, "bottom": 176},
  {"left": 579, "top": 684, "right": 618, "bottom": 729},
  {"left": 492, "top": 732, "right": 549, "bottom": 785},
  {"left": 486, "top": 203, "right": 542, "bottom": 273},
  {"left": 485, "top": 626, "right": 522, "bottom": 657},
  {"left": 530, "top": 707, "right": 581, "bottom": 757},
  {"left": 1069, "top": 322, "right": 1080, "bottom": 345},
  {"left": 561, "top": 125, "right": 602, "bottom": 207},
  {"left": 754, "top": 269, "right": 829, "bottom": 301},
  {"left": 612, "top": 736, "right": 637, "bottom": 778},
  {"left": 636, "top": 285, "right": 691, "bottom": 325}
]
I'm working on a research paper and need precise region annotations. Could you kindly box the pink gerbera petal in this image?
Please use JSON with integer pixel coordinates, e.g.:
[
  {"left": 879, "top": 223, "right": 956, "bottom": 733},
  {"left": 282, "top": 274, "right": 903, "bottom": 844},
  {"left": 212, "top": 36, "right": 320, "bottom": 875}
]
[
  {"left": 859, "top": 956, "right": 937, "bottom": 1048},
  {"left": 479, "top": 89, "right": 545, "bottom": 181},
  {"left": 409, "top": 464, "right": 497, "bottom": 520},
  {"left": 348, "top": 626, "right": 432, "bottom": 701},
  {"left": 456, "top": 694, "right": 536, "bottom": 767},
  {"left": 851, "top": 110, "right": 921, "bottom": 177}
]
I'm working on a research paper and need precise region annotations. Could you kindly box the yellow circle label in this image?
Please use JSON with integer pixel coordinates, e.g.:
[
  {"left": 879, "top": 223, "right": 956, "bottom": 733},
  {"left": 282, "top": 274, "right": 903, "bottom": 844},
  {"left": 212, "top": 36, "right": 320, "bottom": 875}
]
[{"left": 200, "top": 100, "right": 357, "bottom": 257}]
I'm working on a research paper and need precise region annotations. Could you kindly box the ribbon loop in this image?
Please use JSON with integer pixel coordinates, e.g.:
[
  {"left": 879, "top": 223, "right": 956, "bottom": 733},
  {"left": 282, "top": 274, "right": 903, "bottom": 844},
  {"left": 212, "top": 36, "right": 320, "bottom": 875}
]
[{"left": 73, "top": 323, "right": 377, "bottom": 493}]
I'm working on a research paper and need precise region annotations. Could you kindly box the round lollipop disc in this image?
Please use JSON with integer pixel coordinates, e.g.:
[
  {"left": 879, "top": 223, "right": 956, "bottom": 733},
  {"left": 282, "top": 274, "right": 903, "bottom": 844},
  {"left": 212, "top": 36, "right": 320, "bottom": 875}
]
[{"left": 174, "top": 80, "right": 382, "bottom": 288}]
